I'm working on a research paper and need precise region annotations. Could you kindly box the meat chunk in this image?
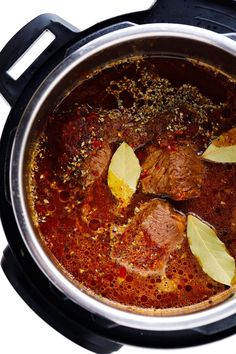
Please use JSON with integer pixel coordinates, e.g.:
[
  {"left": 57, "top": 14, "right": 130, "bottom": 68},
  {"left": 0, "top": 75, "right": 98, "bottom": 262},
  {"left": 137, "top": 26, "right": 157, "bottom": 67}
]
[
  {"left": 141, "top": 144, "right": 205, "bottom": 200},
  {"left": 80, "top": 143, "right": 111, "bottom": 188},
  {"left": 60, "top": 118, "right": 83, "bottom": 157},
  {"left": 103, "top": 109, "right": 153, "bottom": 149},
  {"left": 111, "top": 199, "right": 186, "bottom": 274}
]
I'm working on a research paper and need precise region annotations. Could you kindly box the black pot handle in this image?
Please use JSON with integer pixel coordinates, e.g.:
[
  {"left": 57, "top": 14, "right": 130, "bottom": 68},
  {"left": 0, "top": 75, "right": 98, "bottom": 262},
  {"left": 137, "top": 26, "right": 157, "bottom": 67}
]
[{"left": 0, "top": 13, "right": 79, "bottom": 106}]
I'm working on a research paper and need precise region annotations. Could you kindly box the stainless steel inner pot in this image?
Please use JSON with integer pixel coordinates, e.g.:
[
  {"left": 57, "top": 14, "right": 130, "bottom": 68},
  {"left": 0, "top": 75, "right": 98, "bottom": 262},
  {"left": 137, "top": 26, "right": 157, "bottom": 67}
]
[{"left": 10, "top": 23, "right": 236, "bottom": 331}]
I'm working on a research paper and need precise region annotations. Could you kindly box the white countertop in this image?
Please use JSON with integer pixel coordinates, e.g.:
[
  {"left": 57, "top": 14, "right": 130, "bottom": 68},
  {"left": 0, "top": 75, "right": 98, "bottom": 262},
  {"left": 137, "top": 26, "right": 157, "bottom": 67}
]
[{"left": 0, "top": 1, "right": 236, "bottom": 353}]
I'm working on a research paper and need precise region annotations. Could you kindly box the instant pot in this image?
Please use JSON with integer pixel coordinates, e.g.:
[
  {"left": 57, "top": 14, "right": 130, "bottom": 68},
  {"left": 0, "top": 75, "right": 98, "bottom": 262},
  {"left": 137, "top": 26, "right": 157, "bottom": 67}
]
[{"left": 1, "top": 0, "right": 236, "bottom": 353}]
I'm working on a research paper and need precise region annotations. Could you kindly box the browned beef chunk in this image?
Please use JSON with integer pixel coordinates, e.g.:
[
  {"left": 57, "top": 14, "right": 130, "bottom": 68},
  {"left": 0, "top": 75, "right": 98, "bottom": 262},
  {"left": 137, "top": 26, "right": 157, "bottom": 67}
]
[
  {"left": 141, "top": 144, "right": 205, "bottom": 200},
  {"left": 56, "top": 141, "right": 111, "bottom": 190},
  {"left": 60, "top": 118, "right": 83, "bottom": 156},
  {"left": 80, "top": 143, "right": 111, "bottom": 188},
  {"left": 103, "top": 110, "right": 153, "bottom": 149},
  {"left": 111, "top": 199, "right": 186, "bottom": 274}
]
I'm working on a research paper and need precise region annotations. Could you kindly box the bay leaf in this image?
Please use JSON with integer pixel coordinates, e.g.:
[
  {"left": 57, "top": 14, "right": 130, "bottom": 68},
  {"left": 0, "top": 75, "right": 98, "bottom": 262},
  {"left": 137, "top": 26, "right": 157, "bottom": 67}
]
[
  {"left": 187, "top": 214, "right": 235, "bottom": 286},
  {"left": 201, "top": 128, "right": 236, "bottom": 163},
  {"left": 107, "top": 142, "right": 141, "bottom": 205}
]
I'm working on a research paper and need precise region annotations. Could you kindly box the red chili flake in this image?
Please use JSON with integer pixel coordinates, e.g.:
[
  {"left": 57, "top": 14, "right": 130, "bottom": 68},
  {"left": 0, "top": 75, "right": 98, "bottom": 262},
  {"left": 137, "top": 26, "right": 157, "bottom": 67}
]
[
  {"left": 155, "top": 165, "right": 161, "bottom": 170},
  {"left": 174, "top": 130, "right": 184, "bottom": 136},
  {"left": 92, "top": 139, "right": 103, "bottom": 149},
  {"left": 176, "top": 192, "right": 185, "bottom": 200},
  {"left": 119, "top": 266, "right": 127, "bottom": 279}
]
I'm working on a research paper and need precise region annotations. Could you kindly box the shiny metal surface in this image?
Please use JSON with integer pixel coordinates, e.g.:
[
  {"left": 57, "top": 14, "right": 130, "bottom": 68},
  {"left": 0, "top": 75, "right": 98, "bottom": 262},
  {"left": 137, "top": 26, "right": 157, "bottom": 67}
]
[{"left": 10, "top": 23, "right": 236, "bottom": 330}]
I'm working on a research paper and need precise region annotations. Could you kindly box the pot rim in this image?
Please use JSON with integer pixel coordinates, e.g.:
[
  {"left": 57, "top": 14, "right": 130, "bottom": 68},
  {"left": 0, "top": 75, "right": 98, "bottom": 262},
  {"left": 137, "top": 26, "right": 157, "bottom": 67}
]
[{"left": 10, "top": 23, "right": 236, "bottom": 331}]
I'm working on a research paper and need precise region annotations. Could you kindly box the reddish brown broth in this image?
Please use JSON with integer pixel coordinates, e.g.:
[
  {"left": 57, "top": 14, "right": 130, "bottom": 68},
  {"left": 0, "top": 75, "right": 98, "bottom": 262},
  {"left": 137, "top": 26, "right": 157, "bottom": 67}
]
[{"left": 30, "top": 57, "right": 236, "bottom": 310}]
